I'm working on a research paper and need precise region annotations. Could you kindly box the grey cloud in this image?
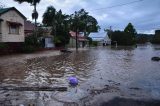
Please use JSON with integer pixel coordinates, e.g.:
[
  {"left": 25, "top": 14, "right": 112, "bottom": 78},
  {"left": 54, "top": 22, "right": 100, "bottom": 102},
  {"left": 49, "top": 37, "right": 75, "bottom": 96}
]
[{"left": 2, "top": 0, "right": 160, "bottom": 34}]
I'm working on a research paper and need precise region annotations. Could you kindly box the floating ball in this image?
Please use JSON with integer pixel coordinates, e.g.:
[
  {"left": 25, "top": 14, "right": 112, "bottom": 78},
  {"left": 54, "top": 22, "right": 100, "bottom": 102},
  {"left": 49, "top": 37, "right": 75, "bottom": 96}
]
[{"left": 68, "top": 77, "right": 78, "bottom": 86}]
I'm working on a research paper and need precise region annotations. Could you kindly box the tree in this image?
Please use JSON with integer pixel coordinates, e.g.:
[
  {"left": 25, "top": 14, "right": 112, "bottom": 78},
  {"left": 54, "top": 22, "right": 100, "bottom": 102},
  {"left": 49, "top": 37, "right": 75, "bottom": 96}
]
[
  {"left": 42, "top": 6, "right": 56, "bottom": 27},
  {"left": 151, "top": 30, "right": 160, "bottom": 44},
  {"left": 136, "top": 34, "right": 153, "bottom": 44},
  {"left": 124, "top": 23, "right": 137, "bottom": 45},
  {"left": 42, "top": 6, "right": 70, "bottom": 47},
  {"left": 109, "top": 23, "right": 137, "bottom": 46},
  {"left": 124, "top": 23, "right": 137, "bottom": 40},
  {"left": 70, "top": 9, "right": 100, "bottom": 36}
]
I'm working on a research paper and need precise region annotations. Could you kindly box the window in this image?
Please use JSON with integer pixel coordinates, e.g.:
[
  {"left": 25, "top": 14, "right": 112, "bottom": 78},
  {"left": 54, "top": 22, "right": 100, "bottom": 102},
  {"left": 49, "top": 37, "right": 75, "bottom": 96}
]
[{"left": 9, "top": 24, "right": 19, "bottom": 34}]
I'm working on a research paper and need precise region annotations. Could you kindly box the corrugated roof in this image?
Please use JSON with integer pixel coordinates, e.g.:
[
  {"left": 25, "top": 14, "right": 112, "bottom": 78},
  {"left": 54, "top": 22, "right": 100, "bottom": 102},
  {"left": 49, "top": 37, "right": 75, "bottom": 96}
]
[
  {"left": 0, "top": 8, "right": 10, "bottom": 14},
  {"left": 0, "top": 7, "right": 26, "bottom": 20}
]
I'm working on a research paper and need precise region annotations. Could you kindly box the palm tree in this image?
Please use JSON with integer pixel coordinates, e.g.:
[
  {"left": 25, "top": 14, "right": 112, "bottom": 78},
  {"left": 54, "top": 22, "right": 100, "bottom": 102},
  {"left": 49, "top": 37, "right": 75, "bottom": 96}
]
[{"left": 14, "top": 0, "right": 41, "bottom": 35}]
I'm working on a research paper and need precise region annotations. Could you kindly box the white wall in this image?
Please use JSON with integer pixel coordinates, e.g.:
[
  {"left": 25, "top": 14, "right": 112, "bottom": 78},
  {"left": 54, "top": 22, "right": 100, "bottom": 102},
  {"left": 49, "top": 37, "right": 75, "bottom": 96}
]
[{"left": 0, "top": 10, "right": 25, "bottom": 42}]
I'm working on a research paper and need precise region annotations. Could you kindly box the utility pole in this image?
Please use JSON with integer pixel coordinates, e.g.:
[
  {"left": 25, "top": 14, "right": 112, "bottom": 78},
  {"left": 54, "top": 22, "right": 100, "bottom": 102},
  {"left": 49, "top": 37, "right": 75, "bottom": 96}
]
[
  {"left": 75, "top": 12, "right": 78, "bottom": 51},
  {"left": 32, "top": 0, "right": 38, "bottom": 38},
  {"left": 76, "top": 29, "right": 78, "bottom": 51},
  {"left": 34, "top": 3, "right": 37, "bottom": 37},
  {"left": 109, "top": 26, "right": 112, "bottom": 45}
]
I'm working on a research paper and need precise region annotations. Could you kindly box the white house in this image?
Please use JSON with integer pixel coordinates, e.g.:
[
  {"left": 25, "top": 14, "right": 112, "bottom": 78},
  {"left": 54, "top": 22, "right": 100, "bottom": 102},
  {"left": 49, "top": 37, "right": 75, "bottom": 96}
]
[
  {"left": 103, "top": 33, "right": 111, "bottom": 45},
  {"left": 0, "top": 7, "right": 26, "bottom": 42},
  {"left": 89, "top": 32, "right": 111, "bottom": 46}
]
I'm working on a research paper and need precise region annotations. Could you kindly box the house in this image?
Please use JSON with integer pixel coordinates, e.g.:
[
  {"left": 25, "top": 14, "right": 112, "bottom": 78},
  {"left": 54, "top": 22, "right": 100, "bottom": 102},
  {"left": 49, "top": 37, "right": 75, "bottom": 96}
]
[
  {"left": 89, "top": 32, "right": 111, "bottom": 46},
  {"left": 103, "top": 33, "right": 111, "bottom": 46},
  {"left": 24, "top": 20, "right": 35, "bottom": 36},
  {"left": 0, "top": 7, "right": 26, "bottom": 42},
  {"left": 69, "top": 31, "right": 88, "bottom": 48},
  {"left": 40, "top": 27, "right": 55, "bottom": 48}
]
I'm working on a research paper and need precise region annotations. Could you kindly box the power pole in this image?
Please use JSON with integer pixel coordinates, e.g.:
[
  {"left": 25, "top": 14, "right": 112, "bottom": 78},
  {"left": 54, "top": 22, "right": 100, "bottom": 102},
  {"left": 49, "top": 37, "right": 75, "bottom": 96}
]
[
  {"left": 34, "top": 3, "right": 37, "bottom": 37},
  {"left": 110, "top": 26, "right": 112, "bottom": 45},
  {"left": 76, "top": 29, "right": 78, "bottom": 51},
  {"left": 75, "top": 12, "right": 78, "bottom": 51},
  {"left": 32, "top": 0, "right": 38, "bottom": 38}
]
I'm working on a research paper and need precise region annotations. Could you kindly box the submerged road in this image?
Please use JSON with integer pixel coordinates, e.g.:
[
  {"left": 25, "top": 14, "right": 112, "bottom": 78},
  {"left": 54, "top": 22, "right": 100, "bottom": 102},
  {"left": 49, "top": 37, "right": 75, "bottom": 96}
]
[{"left": 0, "top": 45, "right": 160, "bottom": 106}]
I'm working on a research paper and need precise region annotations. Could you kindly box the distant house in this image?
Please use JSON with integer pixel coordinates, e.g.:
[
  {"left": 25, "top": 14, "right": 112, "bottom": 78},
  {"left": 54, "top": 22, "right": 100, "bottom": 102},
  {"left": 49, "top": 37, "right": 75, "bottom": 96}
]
[
  {"left": 89, "top": 32, "right": 111, "bottom": 46},
  {"left": 0, "top": 7, "right": 26, "bottom": 42},
  {"left": 69, "top": 31, "right": 88, "bottom": 48},
  {"left": 40, "top": 27, "right": 55, "bottom": 48},
  {"left": 89, "top": 33, "right": 104, "bottom": 46},
  {"left": 103, "top": 33, "right": 111, "bottom": 46},
  {"left": 24, "top": 20, "right": 35, "bottom": 36}
]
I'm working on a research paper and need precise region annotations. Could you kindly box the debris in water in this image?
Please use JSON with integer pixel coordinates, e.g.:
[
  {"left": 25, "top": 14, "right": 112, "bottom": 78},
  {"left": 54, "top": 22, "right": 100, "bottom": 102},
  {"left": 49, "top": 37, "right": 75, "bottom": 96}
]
[{"left": 69, "top": 76, "right": 78, "bottom": 86}]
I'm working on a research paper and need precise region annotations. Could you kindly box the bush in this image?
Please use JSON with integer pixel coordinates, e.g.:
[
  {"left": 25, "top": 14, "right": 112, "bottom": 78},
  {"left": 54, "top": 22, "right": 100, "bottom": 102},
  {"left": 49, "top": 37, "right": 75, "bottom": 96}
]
[
  {"left": 111, "top": 31, "right": 136, "bottom": 46},
  {"left": 151, "top": 30, "right": 160, "bottom": 44},
  {"left": 0, "top": 43, "right": 8, "bottom": 49},
  {"left": 21, "top": 35, "right": 41, "bottom": 53},
  {"left": 92, "top": 41, "right": 98, "bottom": 46}
]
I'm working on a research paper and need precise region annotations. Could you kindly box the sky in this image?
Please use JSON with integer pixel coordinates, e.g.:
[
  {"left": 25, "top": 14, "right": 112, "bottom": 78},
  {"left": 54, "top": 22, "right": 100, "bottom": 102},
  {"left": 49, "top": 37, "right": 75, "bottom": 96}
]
[{"left": 0, "top": 0, "right": 160, "bottom": 36}]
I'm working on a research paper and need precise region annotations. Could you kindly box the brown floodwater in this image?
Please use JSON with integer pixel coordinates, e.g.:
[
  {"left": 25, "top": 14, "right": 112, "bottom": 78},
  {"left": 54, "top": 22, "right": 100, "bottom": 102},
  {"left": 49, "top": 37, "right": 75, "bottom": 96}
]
[{"left": 0, "top": 44, "right": 160, "bottom": 106}]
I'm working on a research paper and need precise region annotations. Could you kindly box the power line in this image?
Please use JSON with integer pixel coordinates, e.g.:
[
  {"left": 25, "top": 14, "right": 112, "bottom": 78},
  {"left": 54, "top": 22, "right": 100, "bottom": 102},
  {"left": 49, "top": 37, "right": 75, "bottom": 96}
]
[{"left": 89, "top": 0, "right": 144, "bottom": 11}]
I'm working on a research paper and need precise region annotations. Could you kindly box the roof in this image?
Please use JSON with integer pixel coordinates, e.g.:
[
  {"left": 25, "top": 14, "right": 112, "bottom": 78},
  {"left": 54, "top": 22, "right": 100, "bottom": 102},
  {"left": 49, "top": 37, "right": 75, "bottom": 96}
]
[
  {"left": 89, "top": 32, "right": 106, "bottom": 38},
  {"left": 69, "top": 31, "right": 88, "bottom": 41},
  {"left": 0, "top": 7, "right": 26, "bottom": 20},
  {"left": 24, "top": 21, "right": 35, "bottom": 31}
]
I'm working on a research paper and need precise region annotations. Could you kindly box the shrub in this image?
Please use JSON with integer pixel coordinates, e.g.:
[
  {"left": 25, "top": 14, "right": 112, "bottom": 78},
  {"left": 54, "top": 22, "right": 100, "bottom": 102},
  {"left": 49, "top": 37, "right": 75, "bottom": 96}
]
[
  {"left": 0, "top": 43, "right": 8, "bottom": 49},
  {"left": 21, "top": 35, "right": 41, "bottom": 53},
  {"left": 92, "top": 41, "right": 98, "bottom": 46}
]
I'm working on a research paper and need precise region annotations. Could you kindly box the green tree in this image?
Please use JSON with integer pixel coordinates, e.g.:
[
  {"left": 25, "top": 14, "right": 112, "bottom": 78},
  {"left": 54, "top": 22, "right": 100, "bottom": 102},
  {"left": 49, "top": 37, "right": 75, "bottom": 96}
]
[
  {"left": 70, "top": 9, "right": 100, "bottom": 36},
  {"left": 42, "top": 6, "right": 70, "bottom": 47},
  {"left": 151, "top": 30, "right": 160, "bottom": 44},
  {"left": 124, "top": 23, "right": 137, "bottom": 41},
  {"left": 42, "top": 6, "right": 56, "bottom": 27},
  {"left": 110, "top": 23, "right": 137, "bottom": 46},
  {"left": 136, "top": 34, "right": 152, "bottom": 44}
]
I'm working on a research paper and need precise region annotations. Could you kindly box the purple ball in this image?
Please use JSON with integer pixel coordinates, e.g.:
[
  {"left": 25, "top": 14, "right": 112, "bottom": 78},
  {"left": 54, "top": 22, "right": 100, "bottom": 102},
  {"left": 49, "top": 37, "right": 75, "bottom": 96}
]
[{"left": 68, "top": 77, "right": 78, "bottom": 86}]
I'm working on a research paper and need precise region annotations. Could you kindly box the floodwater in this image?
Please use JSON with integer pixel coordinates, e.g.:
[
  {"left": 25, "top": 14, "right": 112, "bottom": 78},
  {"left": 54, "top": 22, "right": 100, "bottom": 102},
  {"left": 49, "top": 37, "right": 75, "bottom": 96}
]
[{"left": 0, "top": 44, "right": 160, "bottom": 106}]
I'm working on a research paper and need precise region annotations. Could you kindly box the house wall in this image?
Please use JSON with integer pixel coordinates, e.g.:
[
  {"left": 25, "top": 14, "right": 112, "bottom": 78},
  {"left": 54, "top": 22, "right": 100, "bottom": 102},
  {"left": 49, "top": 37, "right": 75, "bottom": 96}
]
[
  {"left": 68, "top": 38, "right": 88, "bottom": 48},
  {"left": 0, "top": 10, "right": 24, "bottom": 42},
  {"left": 103, "top": 34, "right": 111, "bottom": 45}
]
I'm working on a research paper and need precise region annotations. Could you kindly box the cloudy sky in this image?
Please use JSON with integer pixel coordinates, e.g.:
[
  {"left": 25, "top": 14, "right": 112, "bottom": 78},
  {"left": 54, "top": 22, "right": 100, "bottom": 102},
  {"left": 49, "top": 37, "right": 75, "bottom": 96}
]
[{"left": 1, "top": 0, "right": 160, "bottom": 35}]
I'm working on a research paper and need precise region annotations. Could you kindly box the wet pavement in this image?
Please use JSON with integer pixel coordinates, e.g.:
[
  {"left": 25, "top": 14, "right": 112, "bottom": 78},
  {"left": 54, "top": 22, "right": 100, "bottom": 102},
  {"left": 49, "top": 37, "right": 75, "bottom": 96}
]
[{"left": 0, "top": 44, "right": 160, "bottom": 106}]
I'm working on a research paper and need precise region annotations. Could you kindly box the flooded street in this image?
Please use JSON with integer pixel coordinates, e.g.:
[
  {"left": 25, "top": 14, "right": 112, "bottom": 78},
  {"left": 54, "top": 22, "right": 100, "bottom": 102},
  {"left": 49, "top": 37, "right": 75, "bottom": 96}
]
[{"left": 0, "top": 45, "right": 160, "bottom": 106}]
